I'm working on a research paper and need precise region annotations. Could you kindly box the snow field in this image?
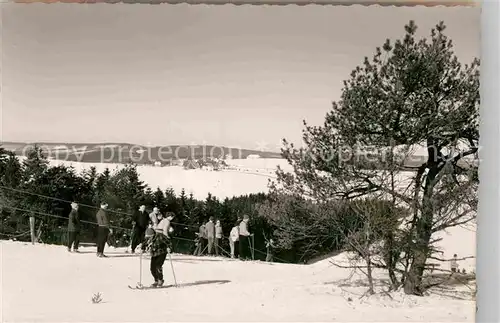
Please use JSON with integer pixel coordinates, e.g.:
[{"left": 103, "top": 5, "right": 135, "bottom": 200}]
[{"left": 1, "top": 241, "right": 475, "bottom": 322}]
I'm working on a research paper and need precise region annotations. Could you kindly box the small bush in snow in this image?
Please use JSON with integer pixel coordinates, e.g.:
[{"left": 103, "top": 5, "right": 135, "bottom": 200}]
[{"left": 91, "top": 292, "right": 103, "bottom": 304}]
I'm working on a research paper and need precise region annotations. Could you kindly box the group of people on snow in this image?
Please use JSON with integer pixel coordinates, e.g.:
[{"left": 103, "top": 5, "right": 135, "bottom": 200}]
[
  {"left": 67, "top": 201, "right": 174, "bottom": 287},
  {"left": 192, "top": 216, "right": 223, "bottom": 256},
  {"left": 192, "top": 214, "right": 267, "bottom": 261},
  {"left": 65, "top": 201, "right": 274, "bottom": 287},
  {"left": 129, "top": 205, "right": 172, "bottom": 254},
  {"left": 66, "top": 201, "right": 114, "bottom": 257}
]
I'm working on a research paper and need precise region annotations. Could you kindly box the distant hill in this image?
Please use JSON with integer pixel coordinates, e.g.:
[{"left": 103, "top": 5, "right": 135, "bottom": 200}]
[
  {"left": 1, "top": 141, "right": 476, "bottom": 171},
  {"left": 0, "top": 141, "right": 283, "bottom": 165}
]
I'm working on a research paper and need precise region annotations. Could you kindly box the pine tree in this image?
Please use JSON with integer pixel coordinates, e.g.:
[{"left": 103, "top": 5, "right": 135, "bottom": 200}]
[
  {"left": 153, "top": 187, "right": 166, "bottom": 213},
  {"left": 0, "top": 149, "right": 22, "bottom": 189},
  {"left": 93, "top": 168, "right": 110, "bottom": 206},
  {"left": 0, "top": 148, "right": 24, "bottom": 236},
  {"left": 143, "top": 187, "right": 154, "bottom": 206},
  {"left": 273, "top": 21, "right": 479, "bottom": 295},
  {"left": 179, "top": 188, "right": 187, "bottom": 214},
  {"left": 164, "top": 188, "right": 178, "bottom": 212},
  {"left": 22, "top": 145, "right": 49, "bottom": 184}
]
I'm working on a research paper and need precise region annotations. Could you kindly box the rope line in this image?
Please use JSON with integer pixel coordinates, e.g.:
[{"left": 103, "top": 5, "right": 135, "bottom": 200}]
[
  {"left": 0, "top": 185, "right": 270, "bottom": 245},
  {"left": 0, "top": 185, "right": 291, "bottom": 263},
  {"left": 0, "top": 204, "right": 205, "bottom": 248},
  {"left": 0, "top": 230, "right": 31, "bottom": 238},
  {"left": 0, "top": 185, "right": 200, "bottom": 229},
  {"left": 1, "top": 204, "right": 288, "bottom": 263},
  {"left": 2, "top": 205, "right": 128, "bottom": 231}
]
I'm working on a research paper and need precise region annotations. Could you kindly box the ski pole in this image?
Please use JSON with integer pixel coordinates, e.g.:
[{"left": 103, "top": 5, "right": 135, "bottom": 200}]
[
  {"left": 168, "top": 251, "right": 178, "bottom": 287},
  {"left": 128, "top": 224, "right": 135, "bottom": 252},
  {"left": 138, "top": 249, "right": 143, "bottom": 288}
]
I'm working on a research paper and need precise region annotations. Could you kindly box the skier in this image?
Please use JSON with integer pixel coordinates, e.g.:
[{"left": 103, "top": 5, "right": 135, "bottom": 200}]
[
  {"left": 67, "top": 202, "right": 80, "bottom": 252},
  {"left": 130, "top": 205, "right": 149, "bottom": 253},
  {"left": 145, "top": 212, "right": 175, "bottom": 287},
  {"left": 238, "top": 214, "right": 252, "bottom": 260},
  {"left": 96, "top": 202, "right": 112, "bottom": 257},
  {"left": 215, "top": 219, "right": 223, "bottom": 256},
  {"left": 229, "top": 222, "right": 239, "bottom": 259}
]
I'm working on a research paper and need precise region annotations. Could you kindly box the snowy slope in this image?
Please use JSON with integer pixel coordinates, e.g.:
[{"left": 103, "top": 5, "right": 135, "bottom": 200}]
[
  {"left": 41, "top": 158, "right": 288, "bottom": 200},
  {"left": 0, "top": 241, "right": 475, "bottom": 322}
]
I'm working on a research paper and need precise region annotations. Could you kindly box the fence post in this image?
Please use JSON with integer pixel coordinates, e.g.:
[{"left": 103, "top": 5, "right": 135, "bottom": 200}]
[{"left": 29, "top": 215, "right": 36, "bottom": 245}]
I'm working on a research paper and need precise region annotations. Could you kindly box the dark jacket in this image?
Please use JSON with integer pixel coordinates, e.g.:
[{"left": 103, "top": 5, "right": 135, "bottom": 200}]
[
  {"left": 96, "top": 209, "right": 110, "bottom": 228},
  {"left": 67, "top": 209, "right": 80, "bottom": 232},
  {"left": 133, "top": 210, "right": 149, "bottom": 229}
]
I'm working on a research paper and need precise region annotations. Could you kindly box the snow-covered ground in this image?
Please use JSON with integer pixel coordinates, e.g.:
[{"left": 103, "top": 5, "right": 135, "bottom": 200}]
[
  {"left": 0, "top": 241, "right": 475, "bottom": 322},
  {"left": 43, "top": 158, "right": 291, "bottom": 200}
]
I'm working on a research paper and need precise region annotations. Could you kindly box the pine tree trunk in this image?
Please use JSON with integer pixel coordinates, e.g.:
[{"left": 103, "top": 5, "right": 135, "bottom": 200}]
[
  {"left": 386, "top": 141, "right": 400, "bottom": 290},
  {"left": 384, "top": 233, "right": 400, "bottom": 290},
  {"left": 366, "top": 254, "right": 375, "bottom": 295},
  {"left": 403, "top": 168, "right": 437, "bottom": 295}
]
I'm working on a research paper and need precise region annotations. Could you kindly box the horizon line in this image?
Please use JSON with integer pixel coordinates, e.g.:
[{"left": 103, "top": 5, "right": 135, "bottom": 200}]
[{"left": 0, "top": 140, "right": 283, "bottom": 153}]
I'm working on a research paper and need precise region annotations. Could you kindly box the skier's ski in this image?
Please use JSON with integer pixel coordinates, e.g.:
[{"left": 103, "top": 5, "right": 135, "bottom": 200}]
[{"left": 128, "top": 284, "right": 175, "bottom": 290}]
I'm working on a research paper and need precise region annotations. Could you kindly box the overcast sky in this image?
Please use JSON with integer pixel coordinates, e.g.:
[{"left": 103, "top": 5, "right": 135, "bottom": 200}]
[{"left": 1, "top": 4, "right": 479, "bottom": 150}]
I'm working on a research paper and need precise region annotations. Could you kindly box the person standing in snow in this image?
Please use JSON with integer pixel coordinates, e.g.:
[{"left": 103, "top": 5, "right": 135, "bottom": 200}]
[
  {"left": 200, "top": 222, "right": 208, "bottom": 255},
  {"left": 266, "top": 238, "right": 275, "bottom": 263},
  {"left": 238, "top": 214, "right": 252, "bottom": 260},
  {"left": 234, "top": 217, "right": 243, "bottom": 258},
  {"left": 193, "top": 222, "right": 205, "bottom": 256},
  {"left": 146, "top": 212, "right": 174, "bottom": 287},
  {"left": 205, "top": 217, "right": 216, "bottom": 255},
  {"left": 149, "top": 207, "right": 161, "bottom": 228},
  {"left": 215, "top": 219, "right": 223, "bottom": 256},
  {"left": 193, "top": 234, "right": 201, "bottom": 256},
  {"left": 96, "top": 202, "right": 112, "bottom": 257},
  {"left": 229, "top": 222, "right": 239, "bottom": 259},
  {"left": 130, "top": 205, "right": 149, "bottom": 253},
  {"left": 450, "top": 254, "right": 459, "bottom": 273},
  {"left": 67, "top": 202, "right": 81, "bottom": 252}
]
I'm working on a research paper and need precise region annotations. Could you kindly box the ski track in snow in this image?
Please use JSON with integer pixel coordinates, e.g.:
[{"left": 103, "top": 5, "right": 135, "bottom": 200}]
[{"left": 1, "top": 158, "right": 476, "bottom": 322}]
